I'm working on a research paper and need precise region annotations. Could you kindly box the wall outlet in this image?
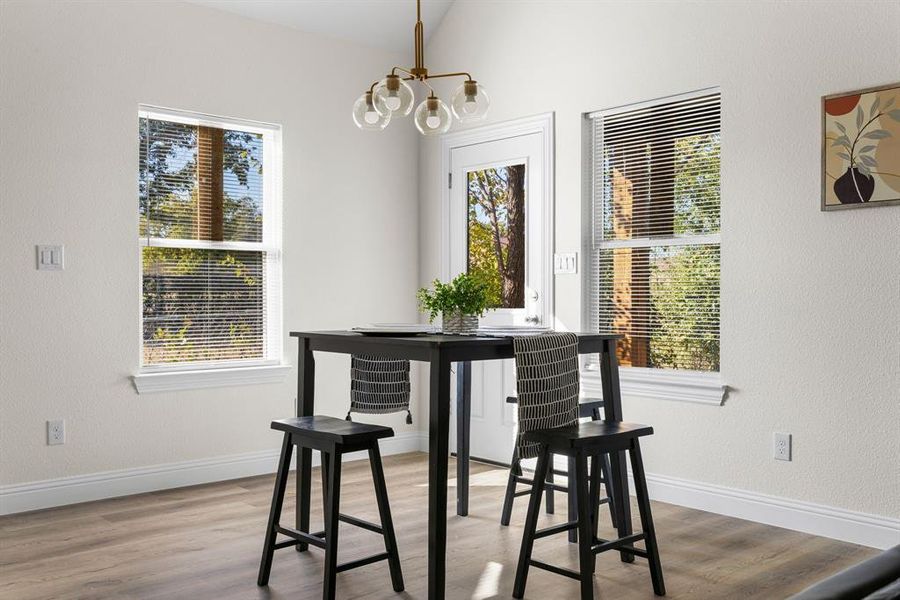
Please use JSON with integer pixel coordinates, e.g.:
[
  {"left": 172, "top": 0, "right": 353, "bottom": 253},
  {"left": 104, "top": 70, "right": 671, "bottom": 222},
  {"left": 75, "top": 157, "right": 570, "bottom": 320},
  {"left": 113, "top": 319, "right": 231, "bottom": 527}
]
[
  {"left": 773, "top": 432, "right": 791, "bottom": 461},
  {"left": 47, "top": 420, "right": 65, "bottom": 445}
]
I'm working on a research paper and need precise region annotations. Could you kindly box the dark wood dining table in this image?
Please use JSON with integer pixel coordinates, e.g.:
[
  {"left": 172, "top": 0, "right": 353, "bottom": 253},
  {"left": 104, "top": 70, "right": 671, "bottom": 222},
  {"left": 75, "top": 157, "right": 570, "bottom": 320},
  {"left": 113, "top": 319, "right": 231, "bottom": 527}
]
[{"left": 290, "top": 330, "right": 631, "bottom": 600}]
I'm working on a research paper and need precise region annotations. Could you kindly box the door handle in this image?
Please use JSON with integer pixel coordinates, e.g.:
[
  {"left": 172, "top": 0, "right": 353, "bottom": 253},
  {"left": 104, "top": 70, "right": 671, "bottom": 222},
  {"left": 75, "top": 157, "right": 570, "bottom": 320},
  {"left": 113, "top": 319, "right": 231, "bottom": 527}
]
[{"left": 525, "top": 315, "right": 541, "bottom": 324}]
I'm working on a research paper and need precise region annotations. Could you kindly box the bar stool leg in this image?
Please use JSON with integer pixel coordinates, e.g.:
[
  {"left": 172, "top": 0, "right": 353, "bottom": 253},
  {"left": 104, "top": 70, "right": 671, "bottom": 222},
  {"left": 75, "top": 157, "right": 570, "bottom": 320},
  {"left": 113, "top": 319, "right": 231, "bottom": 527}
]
[
  {"left": 320, "top": 451, "right": 330, "bottom": 502},
  {"left": 609, "top": 449, "right": 634, "bottom": 563},
  {"left": 322, "top": 445, "right": 343, "bottom": 600},
  {"left": 567, "top": 456, "right": 578, "bottom": 543},
  {"left": 589, "top": 407, "right": 617, "bottom": 529},
  {"left": 629, "top": 439, "right": 666, "bottom": 596},
  {"left": 512, "top": 447, "right": 550, "bottom": 599},
  {"left": 574, "top": 453, "right": 595, "bottom": 600},
  {"left": 297, "top": 443, "right": 313, "bottom": 553},
  {"left": 258, "top": 434, "right": 293, "bottom": 586},
  {"left": 369, "top": 443, "right": 405, "bottom": 592},
  {"left": 601, "top": 453, "right": 617, "bottom": 529},
  {"left": 501, "top": 449, "right": 519, "bottom": 526},
  {"left": 588, "top": 455, "right": 601, "bottom": 575},
  {"left": 545, "top": 454, "right": 556, "bottom": 514}
]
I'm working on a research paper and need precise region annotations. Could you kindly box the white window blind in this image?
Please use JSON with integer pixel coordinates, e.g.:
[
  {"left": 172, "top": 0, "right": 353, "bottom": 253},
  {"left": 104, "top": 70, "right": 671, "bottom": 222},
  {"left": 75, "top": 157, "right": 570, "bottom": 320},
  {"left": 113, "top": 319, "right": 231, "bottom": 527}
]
[
  {"left": 589, "top": 90, "right": 721, "bottom": 372},
  {"left": 139, "top": 107, "right": 282, "bottom": 371}
]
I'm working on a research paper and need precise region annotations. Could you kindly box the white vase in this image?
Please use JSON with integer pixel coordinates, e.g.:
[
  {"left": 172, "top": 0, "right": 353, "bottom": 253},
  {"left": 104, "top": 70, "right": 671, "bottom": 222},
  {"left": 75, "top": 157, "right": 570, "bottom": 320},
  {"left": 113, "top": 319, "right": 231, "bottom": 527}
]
[{"left": 442, "top": 311, "right": 479, "bottom": 335}]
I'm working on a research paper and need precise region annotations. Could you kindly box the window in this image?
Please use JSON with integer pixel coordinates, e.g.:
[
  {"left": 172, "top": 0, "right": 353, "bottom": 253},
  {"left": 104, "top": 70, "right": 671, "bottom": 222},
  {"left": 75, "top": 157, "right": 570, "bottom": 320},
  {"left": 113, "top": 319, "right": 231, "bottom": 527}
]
[
  {"left": 137, "top": 107, "right": 282, "bottom": 377},
  {"left": 588, "top": 91, "right": 721, "bottom": 379}
]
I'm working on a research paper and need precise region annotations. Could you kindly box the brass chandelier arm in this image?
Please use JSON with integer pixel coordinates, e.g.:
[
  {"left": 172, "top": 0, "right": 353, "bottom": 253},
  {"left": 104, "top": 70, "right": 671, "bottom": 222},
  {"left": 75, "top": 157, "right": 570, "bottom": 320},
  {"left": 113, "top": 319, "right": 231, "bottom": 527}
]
[
  {"left": 424, "top": 71, "right": 474, "bottom": 82},
  {"left": 391, "top": 66, "right": 415, "bottom": 78},
  {"left": 391, "top": 66, "right": 473, "bottom": 83},
  {"left": 419, "top": 77, "right": 436, "bottom": 97}
]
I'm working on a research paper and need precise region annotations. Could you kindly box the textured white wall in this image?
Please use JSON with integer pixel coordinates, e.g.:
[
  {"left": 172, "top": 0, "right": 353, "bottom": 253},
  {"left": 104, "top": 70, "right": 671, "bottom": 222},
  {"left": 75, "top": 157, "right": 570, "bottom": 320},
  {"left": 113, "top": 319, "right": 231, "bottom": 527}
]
[
  {"left": 418, "top": 0, "right": 900, "bottom": 517},
  {"left": 0, "top": 1, "right": 420, "bottom": 485},
  {"left": 2, "top": 0, "right": 898, "bottom": 523}
]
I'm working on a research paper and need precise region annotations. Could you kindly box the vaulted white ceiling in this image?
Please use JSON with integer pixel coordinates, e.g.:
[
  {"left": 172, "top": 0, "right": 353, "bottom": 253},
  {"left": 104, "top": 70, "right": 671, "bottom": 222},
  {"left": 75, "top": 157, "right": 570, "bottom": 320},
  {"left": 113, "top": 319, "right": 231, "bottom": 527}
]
[{"left": 189, "top": 0, "right": 454, "bottom": 54}]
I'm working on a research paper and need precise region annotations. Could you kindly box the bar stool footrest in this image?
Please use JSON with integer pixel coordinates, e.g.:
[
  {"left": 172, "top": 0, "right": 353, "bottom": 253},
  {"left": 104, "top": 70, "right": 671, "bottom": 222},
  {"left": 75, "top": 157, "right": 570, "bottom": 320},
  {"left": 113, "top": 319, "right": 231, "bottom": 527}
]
[
  {"left": 592, "top": 532, "right": 647, "bottom": 556},
  {"left": 282, "top": 512, "right": 384, "bottom": 553},
  {"left": 514, "top": 477, "right": 569, "bottom": 493},
  {"left": 529, "top": 559, "right": 582, "bottom": 581},
  {"left": 275, "top": 526, "right": 326, "bottom": 549},
  {"left": 336, "top": 552, "right": 391, "bottom": 573},
  {"left": 338, "top": 513, "right": 384, "bottom": 535},
  {"left": 534, "top": 521, "right": 579, "bottom": 539}
]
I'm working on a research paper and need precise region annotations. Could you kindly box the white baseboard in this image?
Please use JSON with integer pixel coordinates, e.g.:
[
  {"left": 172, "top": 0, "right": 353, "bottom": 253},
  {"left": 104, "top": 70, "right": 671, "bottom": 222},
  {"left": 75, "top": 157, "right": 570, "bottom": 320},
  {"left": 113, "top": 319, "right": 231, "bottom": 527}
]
[
  {"left": 3, "top": 436, "right": 897, "bottom": 551},
  {"left": 516, "top": 458, "right": 896, "bottom": 549},
  {"left": 0, "top": 432, "right": 428, "bottom": 516},
  {"left": 635, "top": 471, "right": 900, "bottom": 550}
]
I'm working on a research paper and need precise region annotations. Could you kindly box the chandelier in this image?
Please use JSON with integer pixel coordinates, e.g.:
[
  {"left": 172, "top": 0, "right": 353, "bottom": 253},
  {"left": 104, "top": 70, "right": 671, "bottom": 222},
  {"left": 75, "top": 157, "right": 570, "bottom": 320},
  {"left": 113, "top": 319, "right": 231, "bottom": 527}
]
[{"left": 352, "top": 0, "right": 489, "bottom": 135}]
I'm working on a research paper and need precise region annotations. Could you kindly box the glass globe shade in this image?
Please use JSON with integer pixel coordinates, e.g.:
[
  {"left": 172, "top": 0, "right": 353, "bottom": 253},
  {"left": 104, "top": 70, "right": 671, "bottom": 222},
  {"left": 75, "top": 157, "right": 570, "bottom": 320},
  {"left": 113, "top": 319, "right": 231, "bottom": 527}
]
[
  {"left": 450, "top": 81, "right": 490, "bottom": 122},
  {"left": 414, "top": 96, "right": 452, "bottom": 136},
  {"left": 352, "top": 91, "right": 391, "bottom": 131},
  {"left": 373, "top": 76, "right": 415, "bottom": 117}
]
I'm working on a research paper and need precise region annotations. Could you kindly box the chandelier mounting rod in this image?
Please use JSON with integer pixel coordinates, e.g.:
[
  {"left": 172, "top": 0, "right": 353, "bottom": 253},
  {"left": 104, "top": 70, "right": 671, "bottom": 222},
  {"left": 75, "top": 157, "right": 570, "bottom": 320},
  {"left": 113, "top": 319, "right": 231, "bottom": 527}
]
[{"left": 411, "top": 0, "right": 427, "bottom": 78}]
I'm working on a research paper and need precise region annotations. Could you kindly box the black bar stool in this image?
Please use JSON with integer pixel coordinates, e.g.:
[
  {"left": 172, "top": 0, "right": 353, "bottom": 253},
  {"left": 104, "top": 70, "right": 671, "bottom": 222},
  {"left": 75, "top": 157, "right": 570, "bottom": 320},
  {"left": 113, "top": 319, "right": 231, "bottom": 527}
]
[
  {"left": 257, "top": 416, "right": 404, "bottom": 600},
  {"left": 501, "top": 396, "right": 618, "bottom": 541},
  {"left": 513, "top": 420, "right": 665, "bottom": 599}
]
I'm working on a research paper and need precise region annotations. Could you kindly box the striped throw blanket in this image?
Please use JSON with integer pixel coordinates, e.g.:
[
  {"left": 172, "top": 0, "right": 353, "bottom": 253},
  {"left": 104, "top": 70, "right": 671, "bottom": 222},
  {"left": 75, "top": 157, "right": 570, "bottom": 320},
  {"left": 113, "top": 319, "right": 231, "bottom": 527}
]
[
  {"left": 347, "top": 355, "right": 412, "bottom": 424},
  {"left": 513, "top": 332, "right": 580, "bottom": 460}
]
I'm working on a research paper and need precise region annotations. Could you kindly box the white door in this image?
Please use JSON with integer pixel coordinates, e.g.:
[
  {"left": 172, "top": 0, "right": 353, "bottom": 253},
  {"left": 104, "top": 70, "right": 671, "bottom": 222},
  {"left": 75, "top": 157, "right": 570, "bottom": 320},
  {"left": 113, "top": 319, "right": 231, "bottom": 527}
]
[{"left": 445, "top": 120, "right": 553, "bottom": 464}]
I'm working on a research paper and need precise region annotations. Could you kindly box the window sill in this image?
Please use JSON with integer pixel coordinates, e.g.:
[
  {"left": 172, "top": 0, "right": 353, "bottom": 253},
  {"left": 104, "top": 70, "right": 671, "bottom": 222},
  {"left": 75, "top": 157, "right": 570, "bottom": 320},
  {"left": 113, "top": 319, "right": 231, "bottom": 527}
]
[
  {"left": 132, "top": 364, "right": 292, "bottom": 394},
  {"left": 581, "top": 366, "right": 726, "bottom": 406}
]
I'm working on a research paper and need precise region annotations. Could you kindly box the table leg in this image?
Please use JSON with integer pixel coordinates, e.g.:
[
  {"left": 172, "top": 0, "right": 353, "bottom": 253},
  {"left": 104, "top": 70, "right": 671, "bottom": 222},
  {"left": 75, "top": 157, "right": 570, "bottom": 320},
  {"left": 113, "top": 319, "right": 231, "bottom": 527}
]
[
  {"left": 295, "top": 337, "right": 315, "bottom": 552},
  {"left": 456, "top": 361, "right": 471, "bottom": 517},
  {"left": 600, "top": 338, "right": 634, "bottom": 563},
  {"left": 428, "top": 354, "right": 451, "bottom": 600}
]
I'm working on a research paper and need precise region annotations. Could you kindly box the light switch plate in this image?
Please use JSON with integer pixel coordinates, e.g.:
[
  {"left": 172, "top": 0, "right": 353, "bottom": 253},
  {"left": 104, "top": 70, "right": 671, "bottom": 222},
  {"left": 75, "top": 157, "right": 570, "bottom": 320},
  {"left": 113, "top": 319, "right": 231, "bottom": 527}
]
[
  {"left": 554, "top": 252, "right": 578, "bottom": 274},
  {"left": 37, "top": 245, "right": 64, "bottom": 270}
]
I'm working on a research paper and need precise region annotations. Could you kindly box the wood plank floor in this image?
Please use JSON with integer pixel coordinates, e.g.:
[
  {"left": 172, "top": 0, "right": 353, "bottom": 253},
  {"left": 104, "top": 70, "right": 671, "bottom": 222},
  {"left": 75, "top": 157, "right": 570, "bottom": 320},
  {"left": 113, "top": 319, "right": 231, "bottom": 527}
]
[{"left": 0, "top": 453, "right": 875, "bottom": 599}]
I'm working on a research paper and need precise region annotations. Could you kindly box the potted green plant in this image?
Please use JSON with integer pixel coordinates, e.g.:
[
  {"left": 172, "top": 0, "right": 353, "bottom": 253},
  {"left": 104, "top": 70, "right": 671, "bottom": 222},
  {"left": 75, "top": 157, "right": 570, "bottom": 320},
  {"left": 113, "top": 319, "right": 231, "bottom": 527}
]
[{"left": 417, "top": 273, "right": 489, "bottom": 335}]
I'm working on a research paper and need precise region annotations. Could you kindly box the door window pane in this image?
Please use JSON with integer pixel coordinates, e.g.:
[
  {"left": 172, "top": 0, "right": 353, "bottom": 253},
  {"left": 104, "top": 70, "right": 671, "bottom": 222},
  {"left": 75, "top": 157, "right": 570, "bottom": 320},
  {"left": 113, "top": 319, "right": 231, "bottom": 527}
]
[{"left": 466, "top": 164, "right": 526, "bottom": 309}]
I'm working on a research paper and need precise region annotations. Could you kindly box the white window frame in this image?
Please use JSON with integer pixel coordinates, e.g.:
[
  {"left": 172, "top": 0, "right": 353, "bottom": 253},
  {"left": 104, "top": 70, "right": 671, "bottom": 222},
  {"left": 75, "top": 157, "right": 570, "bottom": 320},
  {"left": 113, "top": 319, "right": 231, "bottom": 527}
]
[
  {"left": 132, "top": 106, "right": 288, "bottom": 393},
  {"left": 581, "top": 89, "right": 726, "bottom": 406}
]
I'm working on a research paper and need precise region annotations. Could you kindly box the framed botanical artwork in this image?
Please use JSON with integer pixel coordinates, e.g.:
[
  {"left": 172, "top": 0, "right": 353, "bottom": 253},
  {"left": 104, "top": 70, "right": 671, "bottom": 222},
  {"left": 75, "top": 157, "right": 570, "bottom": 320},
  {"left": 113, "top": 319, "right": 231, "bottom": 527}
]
[{"left": 822, "top": 83, "right": 900, "bottom": 211}]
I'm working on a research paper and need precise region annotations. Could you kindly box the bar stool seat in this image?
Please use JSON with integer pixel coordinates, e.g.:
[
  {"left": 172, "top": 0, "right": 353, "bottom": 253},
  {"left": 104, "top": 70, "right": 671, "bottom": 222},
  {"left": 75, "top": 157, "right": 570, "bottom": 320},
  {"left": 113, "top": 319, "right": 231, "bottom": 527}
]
[
  {"left": 258, "top": 415, "right": 404, "bottom": 600},
  {"left": 526, "top": 420, "right": 655, "bottom": 453},
  {"left": 271, "top": 415, "right": 394, "bottom": 448},
  {"left": 513, "top": 420, "right": 665, "bottom": 599}
]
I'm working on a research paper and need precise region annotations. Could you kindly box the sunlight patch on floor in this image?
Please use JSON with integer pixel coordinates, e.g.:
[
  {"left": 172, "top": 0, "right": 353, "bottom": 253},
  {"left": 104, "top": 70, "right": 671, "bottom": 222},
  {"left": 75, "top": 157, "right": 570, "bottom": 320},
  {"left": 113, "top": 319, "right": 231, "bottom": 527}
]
[{"left": 471, "top": 561, "right": 504, "bottom": 599}]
